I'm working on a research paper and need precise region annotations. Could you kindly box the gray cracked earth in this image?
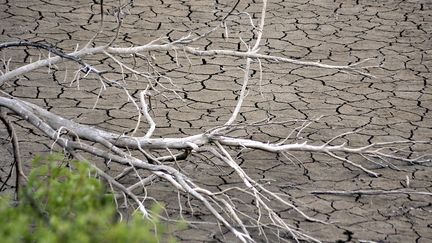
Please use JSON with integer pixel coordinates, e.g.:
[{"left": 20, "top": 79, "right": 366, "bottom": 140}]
[{"left": 1, "top": 0, "right": 432, "bottom": 242}]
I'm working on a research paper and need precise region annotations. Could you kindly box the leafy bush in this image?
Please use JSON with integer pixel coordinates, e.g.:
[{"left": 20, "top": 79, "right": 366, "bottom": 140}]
[{"left": 0, "top": 153, "right": 180, "bottom": 243}]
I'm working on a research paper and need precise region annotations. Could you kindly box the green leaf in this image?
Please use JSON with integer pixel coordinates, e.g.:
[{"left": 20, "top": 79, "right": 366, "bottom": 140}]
[{"left": 0, "top": 153, "right": 182, "bottom": 243}]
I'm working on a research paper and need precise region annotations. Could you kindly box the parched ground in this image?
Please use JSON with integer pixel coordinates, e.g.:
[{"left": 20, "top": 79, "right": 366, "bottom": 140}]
[{"left": 1, "top": 0, "right": 431, "bottom": 242}]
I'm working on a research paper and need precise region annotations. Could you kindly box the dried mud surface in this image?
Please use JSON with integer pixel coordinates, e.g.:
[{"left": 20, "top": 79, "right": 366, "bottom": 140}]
[{"left": 1, "top": 0, "right": 432, "bottom": 242}]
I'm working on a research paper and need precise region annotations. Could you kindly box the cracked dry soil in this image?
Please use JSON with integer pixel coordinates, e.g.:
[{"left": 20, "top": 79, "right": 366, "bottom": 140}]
[{"left": 1, "top": 0, "right": 432, "bottom": 242}]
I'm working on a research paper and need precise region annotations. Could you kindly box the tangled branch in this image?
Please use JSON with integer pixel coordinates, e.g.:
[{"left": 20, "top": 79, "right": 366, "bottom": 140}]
[{"left": 0, "top": 0, "right": 430, "bottom": 242}]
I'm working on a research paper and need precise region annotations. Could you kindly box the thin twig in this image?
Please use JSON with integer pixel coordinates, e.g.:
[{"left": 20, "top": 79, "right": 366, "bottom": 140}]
[
  {"left": 0, "top": 108, "right": 28, "bottom": 198},
  {"left": 311, "top": 189, "right": 432, "bottom": 197}
]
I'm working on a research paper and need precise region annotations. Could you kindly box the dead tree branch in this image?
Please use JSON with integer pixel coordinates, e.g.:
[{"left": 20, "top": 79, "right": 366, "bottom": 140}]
[
  {"left": 310, "top": 189, "right": 432, "bottom": 197},
  {"left": 0, "top": 0, "right": 430, "bottom": 242}
]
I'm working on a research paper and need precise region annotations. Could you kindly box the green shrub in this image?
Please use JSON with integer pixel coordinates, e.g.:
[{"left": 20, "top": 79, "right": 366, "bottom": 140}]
[{"left": 0, "top": 153, "right": 180, "bottom": 243}]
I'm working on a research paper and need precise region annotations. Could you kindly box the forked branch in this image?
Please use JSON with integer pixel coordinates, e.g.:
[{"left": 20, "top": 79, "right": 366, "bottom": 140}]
[{"left": 0, "top": 0, "right": 429, "bottom": 242}]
